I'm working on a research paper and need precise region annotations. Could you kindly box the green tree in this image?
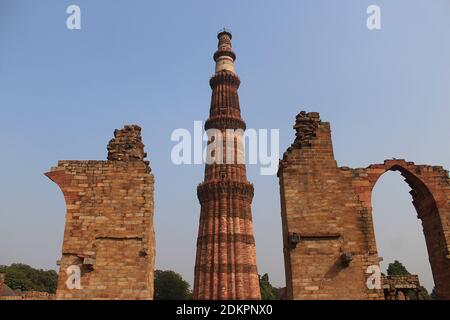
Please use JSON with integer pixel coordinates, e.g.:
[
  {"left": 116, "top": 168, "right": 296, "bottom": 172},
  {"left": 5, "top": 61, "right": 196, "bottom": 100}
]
[
  {"left": 153, "top": 270, "right": 191, "bottom": 300},
  {"left": 417, "top": 286, "right": 432, "bottom": 300},
  {"left": 387, "top": 260, "right": 410, "bottom": 276},
  {"left": 430, "top": 287, "right": 438, "bottom": 300},
  {"left": 259, "top": 273, "right": 278, "bottom": 300},
  {"left": 0, "top": 263, "right": 58, "bottom": 293}
]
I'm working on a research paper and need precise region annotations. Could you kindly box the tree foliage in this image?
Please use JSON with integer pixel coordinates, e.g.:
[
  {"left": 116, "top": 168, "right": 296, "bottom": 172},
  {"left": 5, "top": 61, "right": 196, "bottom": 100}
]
[
  {"left": 259, "top": 273, "right": 279, "bottom": 300},
  {"left": 416, "top": 286, "right": 432, "bottom": 300},
  {"left": 430, "top": 287, "right": 438, "bottom": 300},
  {"left": 0, "top": 263, "right": 58, "bottom": 293},
  {"left": 154, "top": 270, "right": 191, "bottom": 300},
  {"left": 387, "top": 260, "right": 410, "bottom": 276}
]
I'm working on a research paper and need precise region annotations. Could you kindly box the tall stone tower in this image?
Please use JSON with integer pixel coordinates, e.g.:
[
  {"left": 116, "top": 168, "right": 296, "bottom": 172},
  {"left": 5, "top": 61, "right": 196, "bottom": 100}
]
[{"left": 193, "top": 30, "right": 261, "bottom": 300}]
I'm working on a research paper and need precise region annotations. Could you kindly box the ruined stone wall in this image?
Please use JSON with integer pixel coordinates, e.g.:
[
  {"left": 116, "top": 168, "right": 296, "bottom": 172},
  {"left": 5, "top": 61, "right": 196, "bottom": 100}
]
[
  {"left": 0, "top": 273, "right": 55, "bottom": 300},
  {"left": 0, "top": 274, "right": 4, "bottom": 297},
  {"left": 382, "top": 275, "right": 421, "bottom": 300},
  {"left": 382, "top": 275, "right": 420, "bottom": 290},
  {"left": 350, "top": 160, "right": 450, "bottom": 299},
  {"left": 278, "top": 112, "right": 383, "bottom": 300},
  {"left": 46, "top": 125, "right": 155, "bottom": 300},
  {"left": 278, "top": 112, "right": 450, "bottom": 300},
  {"left": 0, "top": 292, "right": 56, "bottom": 300}
]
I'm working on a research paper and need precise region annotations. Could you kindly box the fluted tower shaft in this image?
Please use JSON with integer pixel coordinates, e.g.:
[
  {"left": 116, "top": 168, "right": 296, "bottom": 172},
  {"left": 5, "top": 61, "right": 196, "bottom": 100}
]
[{"left": 193, "top": 30, "right": 260, "bottom": 300}]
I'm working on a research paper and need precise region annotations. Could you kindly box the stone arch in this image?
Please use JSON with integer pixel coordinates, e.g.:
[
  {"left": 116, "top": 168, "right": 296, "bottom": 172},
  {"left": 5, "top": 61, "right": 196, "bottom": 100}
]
[
  {"left": 357, "top": 159, "right": 450, "bottom": 299},
  {"left": 278, "top": 112, "right": 450, "bottom": 299}
]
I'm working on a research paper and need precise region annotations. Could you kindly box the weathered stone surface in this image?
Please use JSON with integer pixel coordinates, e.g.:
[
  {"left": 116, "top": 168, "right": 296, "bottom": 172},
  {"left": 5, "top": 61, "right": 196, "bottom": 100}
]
[
  {"left": 0, "top": 291, "right": 56, "bottom": 300},
  {"left": 45, "top": 125, "right": 155, "bottom": 300},
  {"left": 107, "top": 125, "right": 148, "bottom": 163},
  {"left": 382, "top": 275, "right": 421, "bottom": 300},
  {"left": 0, "top": 274, "right": 4, "bottom": 297},
  {"left": 278, "top": 111, "right": 450, "bottom": 300},
  {"left": 0, "top": 273, "right": 56, "bottom": 300},
  {"left": 193, "top": 31, "right": 260, "bottom": 300}
]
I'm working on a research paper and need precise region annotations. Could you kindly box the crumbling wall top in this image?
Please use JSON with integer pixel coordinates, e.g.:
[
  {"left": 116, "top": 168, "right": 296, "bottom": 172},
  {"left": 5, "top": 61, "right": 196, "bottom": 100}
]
[
  {"left": 291, "top": 111, "right": 321, "bottom": 149},
  {"left": 107, "top": 125, "right": 148, "bottom": 162},
  {"left": 382, "top": 275, "right": 420, "bottom": 289}
]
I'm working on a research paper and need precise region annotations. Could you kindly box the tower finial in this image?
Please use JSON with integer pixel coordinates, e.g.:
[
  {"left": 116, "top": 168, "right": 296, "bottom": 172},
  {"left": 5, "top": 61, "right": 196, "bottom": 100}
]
[
  {"left": 217, "top": 27, "right": 232, "bottom": 39},
  {"left": 214, "top": 29, "right": 236, "bottom": 74}
]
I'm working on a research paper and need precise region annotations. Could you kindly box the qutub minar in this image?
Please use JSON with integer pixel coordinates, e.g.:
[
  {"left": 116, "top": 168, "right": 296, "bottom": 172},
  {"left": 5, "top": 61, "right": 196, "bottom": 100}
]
[
  {"left": 2, "top": 30, "right": 447, "bottom": 301},
  {"left": 193, "top": 30, "right": 261, "bottom": 300}
]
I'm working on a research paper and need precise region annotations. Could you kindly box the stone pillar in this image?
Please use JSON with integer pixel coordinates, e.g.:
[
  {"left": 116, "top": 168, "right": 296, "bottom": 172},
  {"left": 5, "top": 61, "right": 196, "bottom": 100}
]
[
  {"left": 397, "top": 291, "right": 407, "bottom": 300},
  {"left": 278, "top": 112, "right": 383, "bottom": 300},
  {"left": 46, "top": 125, "right": 155, "bottom": 300}
]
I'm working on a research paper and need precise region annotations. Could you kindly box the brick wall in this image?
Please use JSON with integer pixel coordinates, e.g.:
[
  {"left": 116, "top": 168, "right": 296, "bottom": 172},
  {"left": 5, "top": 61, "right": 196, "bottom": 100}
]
[
  {"left": 0, "top": 292, "right": 56, "bottom": 300},
  {"left": 278, "top": 112, "right": 450, "bottom": 300},
  {"left": 382, "top": 275, "right": 421, "bottom": 300},
  {"left": 45, "top": 125, "right": 155, "bottom": 300}
]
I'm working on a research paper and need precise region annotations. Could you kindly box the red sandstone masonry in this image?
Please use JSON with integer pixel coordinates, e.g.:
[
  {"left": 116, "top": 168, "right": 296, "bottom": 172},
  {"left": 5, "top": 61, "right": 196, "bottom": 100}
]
[
  {"left": 382, "top": 275, "right": 421, "bottom": 300},
  {"left": 278, "top": 112, "right": 450, "bottom": 300},
  {"left": 193, "top": 31, "right": 260, "bottom": 300},
  {"left": 0, "top": 292, "right": 55, "bottom": 300},
  {"left": 45, "top": 125, "right": 155, "bottom": 300}
]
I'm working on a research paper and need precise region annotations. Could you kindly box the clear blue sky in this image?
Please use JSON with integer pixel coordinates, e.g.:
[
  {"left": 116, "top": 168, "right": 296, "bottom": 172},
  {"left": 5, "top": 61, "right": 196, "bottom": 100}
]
[{"left": 1, "top": 0, "right": 449, "bottom": 292}]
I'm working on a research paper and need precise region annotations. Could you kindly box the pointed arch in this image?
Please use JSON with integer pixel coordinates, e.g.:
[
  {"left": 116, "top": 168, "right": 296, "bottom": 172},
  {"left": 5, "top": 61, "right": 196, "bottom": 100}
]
[{"left": 359, "top": 159, "right": 450, "bottom": 299}]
